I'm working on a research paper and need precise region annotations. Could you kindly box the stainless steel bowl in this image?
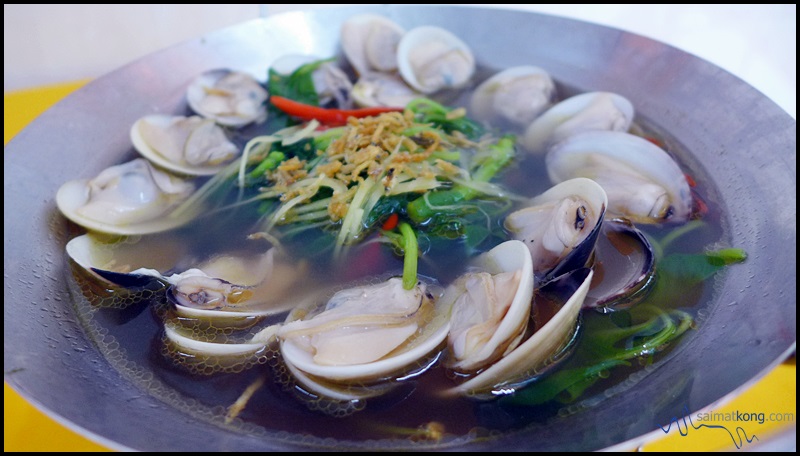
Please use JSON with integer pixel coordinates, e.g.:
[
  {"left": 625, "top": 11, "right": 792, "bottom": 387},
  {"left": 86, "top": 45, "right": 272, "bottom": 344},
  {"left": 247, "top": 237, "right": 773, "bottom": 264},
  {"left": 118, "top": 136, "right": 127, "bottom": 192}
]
[{"left": 3, "top": 5, "right": 795, "bottom": 451}]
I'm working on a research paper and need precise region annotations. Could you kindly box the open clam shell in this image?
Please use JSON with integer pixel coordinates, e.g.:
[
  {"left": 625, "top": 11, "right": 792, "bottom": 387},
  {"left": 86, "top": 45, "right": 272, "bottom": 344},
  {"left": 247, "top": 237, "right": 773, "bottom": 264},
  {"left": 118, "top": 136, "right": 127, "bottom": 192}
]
[
  {"left": 278, "top": 278, "right": 450, "bottom": 384},
  {"left": 443, "top": 240, "right": 535, "bottom": 373},
  {"left": 546, "top": 130, "right": 693, "bottom": 224},
  {"left": 351, "top": 72, "right": 421, "bottom": 108},
  {"left": 66, "top": 232, "right": 185, "bottom": 308},
  {"left": 340, "top": 13, "right": 406, "bottom": 75},
  {"left": 505, "top": 177, "right": 608, "bottom": 282},
  {"left": 521, "top": 92, "right": 634, "bottom": 154},
  {"left": 66, "top": 232, "right": 183, "bottom": 284},
  {"left": 396, "top": 26, "right": 475, "bottom": 94},
  {"left": 447, "top": 267, "right": 594, "bottom": 397},
  {"left": 469, "top": 66, "right": 556, "bottom": 130},
  {"left": 186, "top": 69, "right": 268, "bottom": 128},
  {"left": 131, "top": 114, "right": 239, "bottom": 176},
  {"left": 55, "top": 158, "right": 199, "bottom": 235},
  {"left": 167, "top": 248, "right": 301, "bottom": 320}
]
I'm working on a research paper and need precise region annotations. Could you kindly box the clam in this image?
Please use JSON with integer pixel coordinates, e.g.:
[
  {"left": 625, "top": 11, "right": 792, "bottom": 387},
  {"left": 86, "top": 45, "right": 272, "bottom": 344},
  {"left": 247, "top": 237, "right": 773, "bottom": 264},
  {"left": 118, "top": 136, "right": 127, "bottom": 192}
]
[
  {"left": 505, "top": 178, "right": 608, "bottom": 282},
  {"left": 166, "top": 247, "right": 300, "bottom": 319},
  {"left": 396, "top": 26, "right": 476, "bottom": 94},
  {"left": 446, "top": 267, "right": 594, "bottom": 397},
  {"left": 66, "top": 232, "right": 185, "bottom": 285},
  {"left": 68, "top": 229, "right": 301, "bottom": 320},
  {"left": 158, "top": 248, "right": 307, "bottom": 372},
  {"left": 186, "top": 69, "right": 268, "bottom": 128},
  {"left": 56, "top": 158, "right": 198, "bottom": 235},
  {"left": 546, "top": 131, "right": 693, "bottom": 224},
  {"left": 469, "top": 66, "right": 556, "bottom": 130},
  {"left": 443, "top": 240, "right": 534, "bottom": 374},
  {"left": 65, "top": 232, "right": 186, "bottom": 308},
  {"left": 269, "top": 54, "right": 354, "bottom": 109},
  {"left": 131, "top": 114, "right": 239, "bottom": 176},
  {"left": 340, "top": 13, "right": 406, "bottom": 75},
  {"left": 521, "top": 92, "right": 634, "bottom": 154},
  {"left": 277, "top": 277, "right": 449, "bottom": 394},
  {"left": 351, "top": 72, "right": 421, "bottom": 108}
]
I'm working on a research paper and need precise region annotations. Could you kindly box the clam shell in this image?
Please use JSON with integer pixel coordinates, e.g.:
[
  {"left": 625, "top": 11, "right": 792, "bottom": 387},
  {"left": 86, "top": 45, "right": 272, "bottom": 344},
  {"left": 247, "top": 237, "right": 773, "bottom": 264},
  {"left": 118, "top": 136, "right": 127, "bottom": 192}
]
[
  {"left": 351, "top": 72, "right": 421, "bottom": 108},
  {"left": 522, "top": 92, "right": 634, "bottom": 154},
  {"left": 546, "top": 130, "right": 693, "bottom": 223},
  {"left": 55, "top": 158, "right": 199, "bottom": 235},
  {"left": 164, "top": 325, "right": 270, "bottom": 357},
  {"left": 583, "top": 218, "right": 656, "bottom": 311},
  {"left": 505, "top": 177, "right": 607, "bottom": 282},
  {"left": 396, "top": 26, "right": 475, "bottom": 94},
  {"left": 131, "top": 114, "right": 239, "bottom": 176},
  {"left": 443, "top": 240, "right": 534, "bottom": 373},
  {"left": 469, "top": 66, "right": 556, "bottom": 130},
  {"left": 447, "top": 268, "right": 593, "bottom": 396},
  {"left": 186, "top": 69, "right": 268, "bottom": 128},
  {"left": 168, "top": 249, "right": 301, "bottom": 319},
  {"left": 279, "top": 278, "right": 450, "bottom": 382},
  {"left": 66, "top": 232, "right": 184, "bottom": 286},
  {"left": 340, "top": 14, "right": 405, "bottom": 75}
]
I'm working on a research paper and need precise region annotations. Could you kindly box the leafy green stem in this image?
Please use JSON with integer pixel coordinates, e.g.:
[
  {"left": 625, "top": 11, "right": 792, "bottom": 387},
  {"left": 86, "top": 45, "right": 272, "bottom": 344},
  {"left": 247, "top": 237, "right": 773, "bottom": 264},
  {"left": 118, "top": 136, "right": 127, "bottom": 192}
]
[{"left": 399, "top": 222, "right": 418, "bottom": 290}]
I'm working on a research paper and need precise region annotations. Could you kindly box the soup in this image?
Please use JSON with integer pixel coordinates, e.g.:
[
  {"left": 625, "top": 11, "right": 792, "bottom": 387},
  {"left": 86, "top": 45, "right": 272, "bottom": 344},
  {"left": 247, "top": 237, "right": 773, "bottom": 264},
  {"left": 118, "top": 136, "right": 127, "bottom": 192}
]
[{"left": 60, "top": 14, "right": 744, "bottom": 449}]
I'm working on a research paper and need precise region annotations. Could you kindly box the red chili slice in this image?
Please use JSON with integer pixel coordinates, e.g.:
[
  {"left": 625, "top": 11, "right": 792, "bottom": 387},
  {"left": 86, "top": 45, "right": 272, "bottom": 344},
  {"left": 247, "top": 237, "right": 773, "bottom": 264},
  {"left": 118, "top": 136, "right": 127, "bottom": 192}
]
[{"left": 269, "top": 95, "right": 403, "bottom": 126}]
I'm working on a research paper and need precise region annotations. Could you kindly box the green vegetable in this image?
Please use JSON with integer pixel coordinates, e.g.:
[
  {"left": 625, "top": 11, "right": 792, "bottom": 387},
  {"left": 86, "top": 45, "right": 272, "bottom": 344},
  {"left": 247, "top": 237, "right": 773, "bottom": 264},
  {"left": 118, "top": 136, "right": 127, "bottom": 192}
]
[
  {"left": 267, "top": 58, "right": 333, "bottom": 107},
  {"left": 406, "top": 98, "right": 485, "bottom": 139},
  {"left": 659, "top": 248, "right": 748, "bottom": 283},
  {"left": 398, "top": 222, "right": 419, "bottom": 290},
  {"left": 313, "top": 127, "right": 346, "bottom": 151},
  {"left": 247, "top": 151, "right": 286, "bottom": 180},
  {"left": 363, "top": 194, "right": 414, "bottom": 230},
  {"left": 505, "top": 359, "right": 630, "bottom": 406},
  {"left": 501, "top": 247, "right": 747, "bottom": 407},
  {"left": 503, "top": 306, "right": 693, "bottom": 406},
  {"left": 407, "top": 135, "right": 515, "bottom": 223}
]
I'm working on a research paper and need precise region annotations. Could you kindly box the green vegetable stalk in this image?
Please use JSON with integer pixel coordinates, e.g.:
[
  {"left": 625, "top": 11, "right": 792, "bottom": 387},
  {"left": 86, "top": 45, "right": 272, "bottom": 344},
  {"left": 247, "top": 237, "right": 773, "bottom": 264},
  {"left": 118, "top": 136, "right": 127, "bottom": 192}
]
[
  {"left": 247, "top": 151, "right": 286, "bottom": 179},
  {"left": 399, "top": 222, "right": 418, "bottom": 290},
  {"left": 407, "top": 135, "right": 516, "bottom": 223}
]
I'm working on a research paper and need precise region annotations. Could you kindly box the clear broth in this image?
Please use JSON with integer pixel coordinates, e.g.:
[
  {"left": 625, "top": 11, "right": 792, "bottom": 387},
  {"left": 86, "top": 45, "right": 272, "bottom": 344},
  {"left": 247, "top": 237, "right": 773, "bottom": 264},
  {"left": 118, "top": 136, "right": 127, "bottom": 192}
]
[{"left": 67, "top": 69, "right": 727, "bottom": 447}]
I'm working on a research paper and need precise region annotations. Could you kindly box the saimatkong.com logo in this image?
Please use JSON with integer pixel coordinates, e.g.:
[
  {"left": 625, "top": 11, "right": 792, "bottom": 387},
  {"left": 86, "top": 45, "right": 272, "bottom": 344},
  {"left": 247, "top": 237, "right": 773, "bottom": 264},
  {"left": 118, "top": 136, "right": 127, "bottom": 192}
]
[
  {"left": 696, "top": 410, "right": 794, "bottom": 426},
  {"left": 661, "top": 405, "right": 796, "bottom": 449}
]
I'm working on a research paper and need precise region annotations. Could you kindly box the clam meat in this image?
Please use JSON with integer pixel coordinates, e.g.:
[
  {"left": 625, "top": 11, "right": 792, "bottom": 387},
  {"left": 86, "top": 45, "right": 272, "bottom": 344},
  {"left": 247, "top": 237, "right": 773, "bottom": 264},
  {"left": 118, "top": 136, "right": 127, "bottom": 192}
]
[
  {"left": 56, "top": 158, "right": 198, "bottom": 235},
  {"left": 131, "top": 114, "right": 239, "bottom": 176},
  {"left": 505, "top": 177, "right": 607, "bottom": 281},
  {"left": 469, "top": 66, "right": 556, "bottom": 130},
  {"left": 278, "top": 278, "right": 448, "bottom": 380},
  {"left": 340, "top": 13, "right": 406, "bottom": 75},
  {"left": 546, "top": 130, "right": 693, "bottom": 224},
  {"left": 351, "top": 72, "right": 422, "bottom": 108},
  {"left": 166, "top": 247, "right": 301, "bottom": 319},
  {"left": 443, "top": 240, "right": 534, "bottom": 374},
  {"left": 397, "top": 26, "right": 476, "bottom": 94},
  {"left": 186, "top": 69, "right": 268, "bottom": 128}
]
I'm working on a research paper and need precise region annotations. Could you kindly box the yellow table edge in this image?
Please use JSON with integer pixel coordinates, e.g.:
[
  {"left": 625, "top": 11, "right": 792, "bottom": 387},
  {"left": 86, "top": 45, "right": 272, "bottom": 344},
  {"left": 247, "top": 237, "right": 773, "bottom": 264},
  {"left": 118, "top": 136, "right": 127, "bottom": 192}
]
[{"left": 4, "top": 81, "right": 796, "bottom": 452}]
